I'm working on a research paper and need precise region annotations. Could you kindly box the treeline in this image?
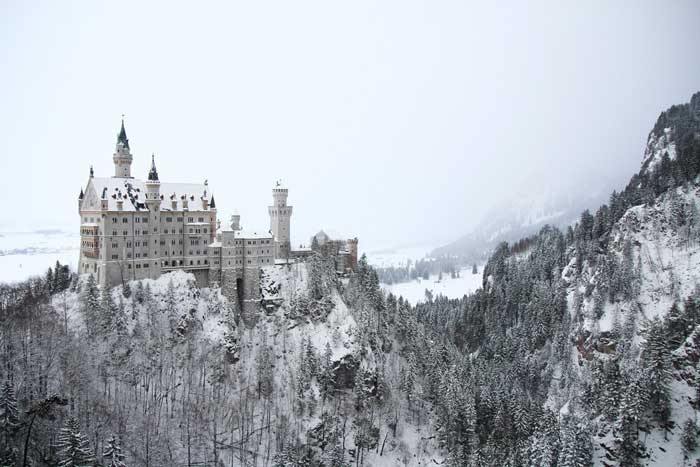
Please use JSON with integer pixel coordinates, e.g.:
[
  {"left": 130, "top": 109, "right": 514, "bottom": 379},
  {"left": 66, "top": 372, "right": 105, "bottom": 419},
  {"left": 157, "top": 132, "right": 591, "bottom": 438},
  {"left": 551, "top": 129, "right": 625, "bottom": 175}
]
[{"left": 375, "top": 257, "right": 462, "bottom": 285}]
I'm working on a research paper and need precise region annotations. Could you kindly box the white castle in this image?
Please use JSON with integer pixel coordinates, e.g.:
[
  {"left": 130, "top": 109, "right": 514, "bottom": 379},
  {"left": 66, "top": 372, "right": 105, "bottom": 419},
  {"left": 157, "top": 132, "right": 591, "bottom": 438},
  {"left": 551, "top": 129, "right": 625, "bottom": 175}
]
[{"left": 77, "top": 120, "right": 320, "bottom": 313}]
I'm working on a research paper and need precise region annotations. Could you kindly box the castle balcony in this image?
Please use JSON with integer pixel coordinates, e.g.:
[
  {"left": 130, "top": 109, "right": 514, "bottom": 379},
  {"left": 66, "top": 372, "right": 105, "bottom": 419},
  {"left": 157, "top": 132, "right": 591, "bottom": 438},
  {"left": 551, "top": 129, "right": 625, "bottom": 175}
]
[
  {"left": 80, "top": 224, "right": 100, "bottom": 258},
  {"left": 81, "top": 243, "right": 99, "bottom": 259}
]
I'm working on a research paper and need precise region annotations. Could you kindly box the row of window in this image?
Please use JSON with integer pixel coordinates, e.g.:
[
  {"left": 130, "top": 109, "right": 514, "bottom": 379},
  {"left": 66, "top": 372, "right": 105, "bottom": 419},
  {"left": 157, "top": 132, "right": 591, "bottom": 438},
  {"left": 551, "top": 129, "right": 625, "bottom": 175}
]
[
  {"left": 163, "top": 259, "right": 209, "bottom": 267},
  {"left": 111, "top": 217, "right": 149, "bottom": 224}
]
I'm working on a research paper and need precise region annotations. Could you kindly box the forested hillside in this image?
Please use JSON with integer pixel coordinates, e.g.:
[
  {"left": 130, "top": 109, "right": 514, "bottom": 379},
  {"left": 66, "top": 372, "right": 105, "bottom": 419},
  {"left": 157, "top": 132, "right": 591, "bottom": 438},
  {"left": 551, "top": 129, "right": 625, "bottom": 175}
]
[{"left": 1, "top": 93, "right": 700, "bottom": 467}]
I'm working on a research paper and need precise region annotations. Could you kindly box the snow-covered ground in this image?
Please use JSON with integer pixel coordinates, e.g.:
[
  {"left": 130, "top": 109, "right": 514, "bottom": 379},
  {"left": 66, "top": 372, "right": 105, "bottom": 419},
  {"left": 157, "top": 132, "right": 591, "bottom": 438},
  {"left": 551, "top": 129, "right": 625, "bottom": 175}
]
[
  {"left": 363, "top": 243, "right": 434, "bottom": 268},
  {"left": 382, "top": 267, "right": 483, "bottom": 304},
  {"left": 0, "top": 230, "right": 79, "bottom": 283}
]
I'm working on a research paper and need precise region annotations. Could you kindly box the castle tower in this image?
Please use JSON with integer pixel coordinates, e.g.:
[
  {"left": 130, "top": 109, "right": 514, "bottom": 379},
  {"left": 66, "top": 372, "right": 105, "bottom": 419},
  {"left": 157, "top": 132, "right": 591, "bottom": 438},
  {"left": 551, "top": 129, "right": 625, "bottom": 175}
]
[
  {"left": 231, "top": 210, "right": 241, "bottom": 231},
  {"left": 144, "top": 154, "right": 162, "bottom": 279},
  {"left": 268, "top": 181, "right": 293, "bottom": 259},
  {"left": 113, "top": 119, "right": 133, "bottom": 178}
]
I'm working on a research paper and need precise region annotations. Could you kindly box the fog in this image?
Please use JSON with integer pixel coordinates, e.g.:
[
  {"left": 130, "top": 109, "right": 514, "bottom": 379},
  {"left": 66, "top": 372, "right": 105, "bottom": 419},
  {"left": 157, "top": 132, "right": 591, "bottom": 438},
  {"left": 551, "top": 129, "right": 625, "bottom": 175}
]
[{"left": 1, "top": 1, "right": 699, "bottom": 250}]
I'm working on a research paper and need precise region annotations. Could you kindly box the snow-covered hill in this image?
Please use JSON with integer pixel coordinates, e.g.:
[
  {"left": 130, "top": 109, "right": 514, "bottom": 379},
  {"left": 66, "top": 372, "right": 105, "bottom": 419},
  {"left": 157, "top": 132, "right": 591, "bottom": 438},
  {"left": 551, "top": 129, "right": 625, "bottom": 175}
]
[
  {"left": 43, "top": 263, "right": 443, "bottom": 466},
  {"left": 556, "top": 184, "right": 700, "bottom": 466}
]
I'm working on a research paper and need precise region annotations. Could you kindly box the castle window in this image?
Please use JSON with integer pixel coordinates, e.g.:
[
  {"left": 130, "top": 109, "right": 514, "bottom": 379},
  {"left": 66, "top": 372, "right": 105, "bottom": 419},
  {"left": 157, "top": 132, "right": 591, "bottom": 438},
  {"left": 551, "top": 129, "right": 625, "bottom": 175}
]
[
  {"left": 166, "top": 217, "right": 172, "bottom": 222},
  {"left": 142, "top": 217, "right": 148, "bottom": 223},
  {"left": 112, "top": 217, "right": 117, "bottom": 223},
  {"left": 204, "top": 259, "right": 208, "bottom": 265},
  {"left": 143, "top": 263, "right": 149, "bottom": 268},
  {"left": 135, "top": 218, "right": 140, "bottom": 223},
  {"left": 123, "top": 218, "right": 128, "bottom": 223},
  {"left": 112, "top": 242, "right": 118, "bottom": 248},
  {"left": 203, "top": 228, "right": 207, "bottom": 233},
  {"left": 189, "top": 260, "right": 193, "bottom": 265},
  {"left": 128, "top": 264, "right": 132, "bottom": 269},
  {"left": 112, "top": 231, "right": 117, "bottom": 236},
  {"left": 164, "top": 260, "right": 169, "bottom": 266},
  {"left": 127, "top": 253, "right": 132, "bottom": 258},
  {"left": 136, "top": 264, "right": 141, "bottom": 269},
  {"left": 177, "top": 217, "right": 183, "bottom": 222},
  {"left": 188, "top": 217, "right": 194, "bottom": 223},
  {"left": 197, "top": 260, "right": 200, "bottom": 265},
  {"left": 198, "top": 217, "right": 204, "bottom": 222}
]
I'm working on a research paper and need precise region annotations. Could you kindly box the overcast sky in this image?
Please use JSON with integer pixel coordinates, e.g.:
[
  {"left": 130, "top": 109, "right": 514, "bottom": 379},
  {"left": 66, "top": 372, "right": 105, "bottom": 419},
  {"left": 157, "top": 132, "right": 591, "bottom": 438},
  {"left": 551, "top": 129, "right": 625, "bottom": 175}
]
[{"left": 1, "top": 1, "right": 699, "bottom": 249}]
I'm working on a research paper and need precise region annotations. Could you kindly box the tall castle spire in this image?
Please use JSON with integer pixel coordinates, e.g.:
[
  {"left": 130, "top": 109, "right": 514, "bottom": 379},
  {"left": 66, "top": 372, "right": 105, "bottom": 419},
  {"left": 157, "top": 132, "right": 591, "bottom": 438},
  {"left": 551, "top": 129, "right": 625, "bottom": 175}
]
[
  {"left": 148, "top": 153, "right": 159, "bottom": 181},
  {"left": 117, "top": 118, "right": 130, "bottom": 149},
  {"left": 113, "top": 116, "right": 133, "bottom": 178}
]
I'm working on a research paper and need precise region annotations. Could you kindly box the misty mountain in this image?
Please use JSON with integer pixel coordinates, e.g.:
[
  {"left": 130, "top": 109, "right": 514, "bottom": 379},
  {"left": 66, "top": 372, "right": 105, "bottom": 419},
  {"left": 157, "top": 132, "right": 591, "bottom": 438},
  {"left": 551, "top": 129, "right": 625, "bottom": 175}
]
[
  {"left": 430, "top": 185, "right": 609, "bottom": 262},
  {"left": 433, "top": 93, "right": 700, "bottom": 266}
]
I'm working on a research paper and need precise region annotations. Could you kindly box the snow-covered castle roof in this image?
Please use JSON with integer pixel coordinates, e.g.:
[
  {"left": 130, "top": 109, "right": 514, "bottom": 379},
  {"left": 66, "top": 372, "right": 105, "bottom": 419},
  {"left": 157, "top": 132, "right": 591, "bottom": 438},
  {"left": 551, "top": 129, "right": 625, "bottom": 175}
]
[{"left": 85, "top": 177, "right": 211, "bottom": 212}]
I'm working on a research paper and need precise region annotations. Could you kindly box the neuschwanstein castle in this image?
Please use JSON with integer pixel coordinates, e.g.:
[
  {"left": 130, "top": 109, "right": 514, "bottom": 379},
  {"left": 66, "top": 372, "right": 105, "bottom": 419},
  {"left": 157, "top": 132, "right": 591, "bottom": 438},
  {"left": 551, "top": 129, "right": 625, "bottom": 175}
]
[{"left": 78, "top": 120, "right": 358, "bottom": 312}]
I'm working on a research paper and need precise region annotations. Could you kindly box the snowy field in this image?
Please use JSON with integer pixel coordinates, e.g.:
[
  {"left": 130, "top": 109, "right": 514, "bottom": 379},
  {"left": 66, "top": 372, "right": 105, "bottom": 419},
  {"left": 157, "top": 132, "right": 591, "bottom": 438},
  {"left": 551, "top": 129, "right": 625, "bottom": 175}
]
[
  {"left": 0, "top": 230, "right": 79, "bottom": 283},
  {"left": 382, "top": 267, "right": 483, "bottom": 304},
  {"left": 363, "top": 243, "right": 434, "bottom": 268}
]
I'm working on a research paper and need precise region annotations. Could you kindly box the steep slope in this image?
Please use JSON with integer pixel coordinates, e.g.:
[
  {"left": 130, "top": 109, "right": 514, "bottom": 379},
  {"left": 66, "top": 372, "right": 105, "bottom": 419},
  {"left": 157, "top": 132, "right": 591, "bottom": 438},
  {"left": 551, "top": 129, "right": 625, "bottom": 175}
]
[
  {"left": 399, "top": 92, "right": 700, "bottom": 467},
  {"left": 1, "top": 256, "right": 444, "bottom": 466}
]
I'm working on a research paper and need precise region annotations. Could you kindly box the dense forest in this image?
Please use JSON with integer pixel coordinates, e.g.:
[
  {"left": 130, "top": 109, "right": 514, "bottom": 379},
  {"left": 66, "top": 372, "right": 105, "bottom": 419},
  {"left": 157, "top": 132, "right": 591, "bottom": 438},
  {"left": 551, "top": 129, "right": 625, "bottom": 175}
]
[{"left": 1, "top": 94, "right": 700, "bottom": 467}]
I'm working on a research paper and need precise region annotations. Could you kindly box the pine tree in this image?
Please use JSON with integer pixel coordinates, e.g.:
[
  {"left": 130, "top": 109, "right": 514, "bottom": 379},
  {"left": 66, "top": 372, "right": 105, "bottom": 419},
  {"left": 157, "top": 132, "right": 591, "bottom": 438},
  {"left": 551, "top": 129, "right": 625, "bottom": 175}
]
[
  {"left": 103, "top": 435, "right": 127, "bottom": 467},
  {"left": 80, "top": 274, "right": 101, "bottom": 336},
  {"left": 680, "top": 419, "right": 698, "bottom": 461},
  {"left": 100, "top": 287, "right": 118, "bottom": 334},
  {"left": 319, "top": 342, "right": 335, "bottom": 404},
  {"left": 558, "top": 417, "right": 592, "bottom": 467},
  {"left": 122, "top": 280, "right": 132, "bottom": 299},
  {"left": 642, "top": 317, "right": 672, "bottom": 425},
  {"left": 55, "top": 417, "right": 95, "bottom": 467},
  {"left": 0, "top": 381, "right": 20, "bottom": 467},
  {"left": 613, "top": 374, "right": 647, "bottom": 467}
]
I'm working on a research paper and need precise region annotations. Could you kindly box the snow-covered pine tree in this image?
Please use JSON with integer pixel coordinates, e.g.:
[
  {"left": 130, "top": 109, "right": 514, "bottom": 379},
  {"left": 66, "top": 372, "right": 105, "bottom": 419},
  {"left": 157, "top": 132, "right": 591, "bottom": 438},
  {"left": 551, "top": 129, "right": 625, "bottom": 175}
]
[
  {"left": 642, "top": 317, "right": 672, "bottom": 425},
  {"left": 103, "top": 435, "right": 127, "bottom": 467},
  {"left": 80, "top": 274, "right": 101, "bottom": 336},
  {"left": 100, "top": 287, "right": 118, "bottom": 335},
  {"left": 0, "top": 381, "right": 20, "bottom": 466},
  {"left": 55, "top": 416, "right": 94, "bottom": 467},
  {"left": 319, "top": 342, "right": 335, "bottom": 404}
]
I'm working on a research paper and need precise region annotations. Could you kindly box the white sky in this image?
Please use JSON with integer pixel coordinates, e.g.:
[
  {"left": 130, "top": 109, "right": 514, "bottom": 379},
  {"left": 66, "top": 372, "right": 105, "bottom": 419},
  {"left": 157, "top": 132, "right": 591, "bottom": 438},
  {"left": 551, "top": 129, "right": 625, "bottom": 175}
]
[{"left": 1, "top": 1, "right": 699, "bottom": 249}]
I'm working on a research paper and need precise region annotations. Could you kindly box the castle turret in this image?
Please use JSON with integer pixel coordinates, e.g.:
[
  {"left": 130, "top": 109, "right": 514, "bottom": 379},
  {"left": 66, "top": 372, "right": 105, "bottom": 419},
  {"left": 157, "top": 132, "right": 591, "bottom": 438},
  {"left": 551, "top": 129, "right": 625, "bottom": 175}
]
[
  {"left": 144, "top": 154, "right": 161, "bottom": 279},
  {"left": 268, "top": 181, "right": 293, "bottom": 259},
  {"left": 231, "top": 210, "right": 241, "bottom": 231},
  {"left": 113, "top": 118, "right": 133, "bottom": 178},
  {"left": 145, "top": 154, "right": 161, "bottom": 200}
]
